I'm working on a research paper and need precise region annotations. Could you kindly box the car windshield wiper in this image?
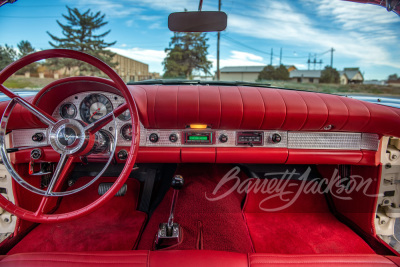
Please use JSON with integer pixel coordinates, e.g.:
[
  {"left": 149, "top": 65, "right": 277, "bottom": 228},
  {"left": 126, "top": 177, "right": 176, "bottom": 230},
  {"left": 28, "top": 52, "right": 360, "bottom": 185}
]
[{"left": 128, "top": 79, "right": 271, "bottom": 88}]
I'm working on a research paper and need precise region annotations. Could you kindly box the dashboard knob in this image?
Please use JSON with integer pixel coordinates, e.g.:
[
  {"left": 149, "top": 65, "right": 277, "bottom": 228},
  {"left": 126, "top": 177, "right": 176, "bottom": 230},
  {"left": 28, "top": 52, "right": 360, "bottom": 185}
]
[
  {"left": 271, "top": 133, "right": 282, "bottom": 144},
  {"left": 30, "top": 149, "right": 42, "bottom": 160},
  {"left": 117, "top": 150, "right": 128, "bottom": 160},
  {"left": 169, "top": 133, "right": 178, "bottom": 143},
  {"left": 149, "top": 133, "right": 159, "bottom": 143},
  {"left": 219, "top": 134, "right": 228, "bottom": 143},
  {"left": 32, "top": 133, "right": 44, "bottom": 142}
]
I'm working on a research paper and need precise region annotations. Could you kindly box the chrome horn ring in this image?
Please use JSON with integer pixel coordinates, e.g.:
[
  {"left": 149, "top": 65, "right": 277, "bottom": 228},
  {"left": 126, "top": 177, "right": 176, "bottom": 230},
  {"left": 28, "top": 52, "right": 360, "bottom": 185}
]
[{"left": 0, "top": 98, "right": 118, "bottom": 197}]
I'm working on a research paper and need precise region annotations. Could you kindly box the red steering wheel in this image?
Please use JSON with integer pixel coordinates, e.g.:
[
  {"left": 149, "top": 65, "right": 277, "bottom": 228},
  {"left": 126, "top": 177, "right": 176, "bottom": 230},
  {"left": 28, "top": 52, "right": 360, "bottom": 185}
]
[{"left": 0, "top": 49, "right": 140, "bottom": 223}]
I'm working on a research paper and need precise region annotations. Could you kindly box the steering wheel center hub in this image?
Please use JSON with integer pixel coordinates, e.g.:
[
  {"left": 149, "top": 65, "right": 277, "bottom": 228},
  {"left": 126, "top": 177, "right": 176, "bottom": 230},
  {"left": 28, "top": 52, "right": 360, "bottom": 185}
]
[
  {"left": 49, "top": 119, "right": 87, "bottom": 155},
  {"left": 58, "top": 127, "right": 77, "bottom": 146}
]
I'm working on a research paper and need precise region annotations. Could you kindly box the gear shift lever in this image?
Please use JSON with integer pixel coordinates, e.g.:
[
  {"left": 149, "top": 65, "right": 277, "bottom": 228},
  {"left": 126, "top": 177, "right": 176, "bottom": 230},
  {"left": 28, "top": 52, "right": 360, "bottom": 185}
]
[
  {"left": 155, "top": 175, "right": 184, "bottom": 249},
  {"left": 167, "top": 175, "right": 184, "bottom": 236}
]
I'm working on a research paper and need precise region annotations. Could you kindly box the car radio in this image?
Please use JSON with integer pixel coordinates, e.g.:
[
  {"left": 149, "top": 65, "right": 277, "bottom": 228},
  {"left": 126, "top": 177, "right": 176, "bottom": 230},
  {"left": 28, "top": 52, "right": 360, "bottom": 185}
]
[
  {"left": 236, "top": 131, "right": 264, "bottom": 146},
  {"left": 183, "top": 131, "right": 213, "bottom": 145}
]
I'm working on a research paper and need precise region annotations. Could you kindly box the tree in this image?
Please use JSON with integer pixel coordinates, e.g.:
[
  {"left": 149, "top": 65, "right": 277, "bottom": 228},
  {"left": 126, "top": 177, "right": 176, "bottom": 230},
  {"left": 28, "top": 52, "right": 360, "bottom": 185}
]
[
  {"left": 17, "top": 40, "right": 37, "bottom": 74},
  {"left": 388, "top": 74, "right": 398, "bottom": 81},
  {"left": 274, "top": 65, "right": 289, "bottom": 80},
  {"left": 0, "top": 44, "right": 17, "bottom": 70},
  {"left": 17, "top": 40, "right": 35, "bottom": 58},
  {"left": 163, "top": 32, "right": 212, "bottom": 79},
  {"left": 258, "top": 64, "right": 289, "bottom": 81},
  {"left": 320, "top": 65, "right": 340, "bottom": 84},
  {"left": 46, "top": 6, "right": 117, "bottom": 74},
  {"left": 258, "top": 65, "right": 275, "bottom": 80}
]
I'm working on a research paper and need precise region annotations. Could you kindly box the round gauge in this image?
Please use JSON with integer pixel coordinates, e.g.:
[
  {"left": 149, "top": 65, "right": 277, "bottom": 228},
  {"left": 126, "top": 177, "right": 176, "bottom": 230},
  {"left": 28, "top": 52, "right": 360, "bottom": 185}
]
[
  {"left": 117, "top": 103, "right": 131, "bottom": 121},
  {"left": 60, "top": 103, "right": 77, "bottom": 119},
  {"left": 120, "top": 124, "right": 132, "bottom": 141},
  {"left": 80, "top": 94, "right": 113, "bottom": 124}
]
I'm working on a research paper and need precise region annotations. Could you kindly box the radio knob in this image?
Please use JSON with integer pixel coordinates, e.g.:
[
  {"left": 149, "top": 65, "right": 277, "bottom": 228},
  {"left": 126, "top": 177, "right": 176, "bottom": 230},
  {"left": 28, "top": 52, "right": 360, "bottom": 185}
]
[
  {"left": 117, "top": 150, "right": 128, "bottom": 160},
  {"left": 32, "top": 133, "right": 44, "bottom": 142},
  {"left": 169, "top": 133, "right": 178, "bottom": 143},
  {"left": 271, "top": 133, "right": 282, "bottom": 144},
  {"left": 149, "top": 133, "right": 159, "bottom": 143},
  {"left": 219, "top": 134, "right": 228, "bottom": 143}
]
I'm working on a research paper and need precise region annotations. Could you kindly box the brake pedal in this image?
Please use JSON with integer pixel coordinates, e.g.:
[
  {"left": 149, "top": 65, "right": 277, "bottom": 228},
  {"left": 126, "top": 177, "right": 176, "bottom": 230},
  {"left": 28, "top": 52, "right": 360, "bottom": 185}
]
[{"left": 98, "top": 183, "right": 127, "bottom": 196}]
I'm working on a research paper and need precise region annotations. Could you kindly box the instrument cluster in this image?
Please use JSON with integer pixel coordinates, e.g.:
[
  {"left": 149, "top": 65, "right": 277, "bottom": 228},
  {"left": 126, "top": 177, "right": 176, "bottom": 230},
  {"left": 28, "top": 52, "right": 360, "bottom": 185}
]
[{"left": 52, "top": 91, "right": 133, "bottom": 146}]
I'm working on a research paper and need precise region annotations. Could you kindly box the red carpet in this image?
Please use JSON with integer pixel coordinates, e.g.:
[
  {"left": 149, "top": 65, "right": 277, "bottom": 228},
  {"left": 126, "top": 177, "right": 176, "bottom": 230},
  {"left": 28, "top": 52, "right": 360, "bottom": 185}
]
[
  {"left": 138, "top": 164, "right": 254, "bottom": 253},
  {"left": 8, "top": 177, "right": 147, "bottom": 254},
  {"left": 243, "top": 179, "right": 375, "bottom": 254}
]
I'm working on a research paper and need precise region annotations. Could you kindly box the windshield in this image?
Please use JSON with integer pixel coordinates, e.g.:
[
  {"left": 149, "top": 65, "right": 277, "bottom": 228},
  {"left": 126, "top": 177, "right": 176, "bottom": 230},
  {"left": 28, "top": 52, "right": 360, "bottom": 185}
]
[{"left": 0, "top": 0, "right": 399, "bottom": 103}]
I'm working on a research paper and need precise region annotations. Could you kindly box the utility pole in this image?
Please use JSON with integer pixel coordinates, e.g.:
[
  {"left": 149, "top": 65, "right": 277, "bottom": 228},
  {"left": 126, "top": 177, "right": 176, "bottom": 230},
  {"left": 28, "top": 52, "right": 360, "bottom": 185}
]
[
  {"left": 330, "top": 47, "right": 335, "bottom": 67},
  {"left": 307, "top": 53, "right": 311, "bottom": 70},
  {"left": 313, "top": 54, "right": 317, "bottom": 70},
  {"left": 270, "top": 48, "right": 273, "bottom": 65},
  {"left": 216, "top": 0, "right": 221, "bottom": 80},
  {"left": 279, "top": 47, "right": 282, "bottom": 65}
]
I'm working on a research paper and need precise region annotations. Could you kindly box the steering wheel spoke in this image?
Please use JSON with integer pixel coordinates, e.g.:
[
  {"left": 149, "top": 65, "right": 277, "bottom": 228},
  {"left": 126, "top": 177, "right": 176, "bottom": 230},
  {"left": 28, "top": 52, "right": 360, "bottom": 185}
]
[
  {"left": 84, "top": 103, "right": 128, "bottom": 134},
  {"left": 14, "top": 97, "right": 57, "bottom": 127},
  {"left": 45, "top": 153, "right": 75, "bottom": 196},
  {"left": 0, "top": 49, "right": 139, "bottom": 223},
  {"left": 34, "top": 154, "right": 75, "bottom": 216},
  {"left": 0, "top": 84, "right": 20, "bottom": 99}
]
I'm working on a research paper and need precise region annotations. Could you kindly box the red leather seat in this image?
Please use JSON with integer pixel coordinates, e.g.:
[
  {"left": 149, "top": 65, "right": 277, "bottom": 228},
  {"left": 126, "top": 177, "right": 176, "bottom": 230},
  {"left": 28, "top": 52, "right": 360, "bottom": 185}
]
[
  {"left": 0, "top": 251, "right": 148, "bottom": 267},
  {"left": 249, "top": 253, "right": 399, "bottom": 267},
  {"left": 0, "top": 250, "right": 399, "bottom": 267},
  {"left": 0, "top": 250, "right": 247, "bottom": 267}
]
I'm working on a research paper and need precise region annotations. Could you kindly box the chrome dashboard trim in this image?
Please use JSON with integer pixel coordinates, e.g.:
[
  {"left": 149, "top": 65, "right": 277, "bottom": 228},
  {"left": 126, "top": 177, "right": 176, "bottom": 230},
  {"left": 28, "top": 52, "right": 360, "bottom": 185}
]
[
  {"left": 287, "top": 132, "right": 361, "bottom": 150},
  {"left": 11, "top": 127, "right": 380, "bottom": 151}
]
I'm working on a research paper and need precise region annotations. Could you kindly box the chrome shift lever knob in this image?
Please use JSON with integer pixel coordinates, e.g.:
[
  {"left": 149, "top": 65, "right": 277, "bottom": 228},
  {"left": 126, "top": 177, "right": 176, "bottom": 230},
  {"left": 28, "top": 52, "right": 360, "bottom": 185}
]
[
  {"left": 155, "top": 175, "right": 184, "bottom": 249},
  {"left": 171, "top": 175, "right": 184, "bottom": 190}
]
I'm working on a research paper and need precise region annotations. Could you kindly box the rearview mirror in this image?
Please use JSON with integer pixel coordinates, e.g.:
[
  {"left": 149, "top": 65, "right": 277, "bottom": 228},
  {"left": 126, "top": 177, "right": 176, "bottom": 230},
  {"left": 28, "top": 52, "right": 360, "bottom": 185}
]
[{"left": 168, "top": 11, "right": 227, "bottom": 32}]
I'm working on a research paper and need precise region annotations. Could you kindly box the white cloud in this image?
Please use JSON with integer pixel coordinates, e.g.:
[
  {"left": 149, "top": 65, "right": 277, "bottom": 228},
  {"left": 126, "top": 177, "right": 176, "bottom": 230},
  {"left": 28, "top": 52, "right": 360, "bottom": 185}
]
[
  {"left": 65, "top": 0, "right": 143, "bottom": 17},
  {"left": 149, "top": 22, "right": 162, "bottom": 29},
  {"left": 65, "top": 0, "right": 195, "bottom": 16},
  {"left": 307, "top": 0, "right": 398, "bottom": 37},
  {"left": 137, "top": 15, "right": 163, "bottom": 21},
  {"left": 209, "top": 50, "right": 265, "bottom": 68},
  {"left": 125, "top": 19, "right": 134, "bottom": 27},
  {"left": 227, "top": 0, "right": 400, "bottom": 69}
]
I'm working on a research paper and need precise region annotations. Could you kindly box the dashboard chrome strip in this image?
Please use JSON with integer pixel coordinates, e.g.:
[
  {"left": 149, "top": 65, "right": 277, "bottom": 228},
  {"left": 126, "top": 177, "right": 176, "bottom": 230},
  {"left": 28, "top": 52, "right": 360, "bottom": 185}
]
[
  {"left": 288, "top": 132, "right": 361, "bottom": 150},
  {"left": 10, "top": 127, "right": 380, "bottom": 151}
]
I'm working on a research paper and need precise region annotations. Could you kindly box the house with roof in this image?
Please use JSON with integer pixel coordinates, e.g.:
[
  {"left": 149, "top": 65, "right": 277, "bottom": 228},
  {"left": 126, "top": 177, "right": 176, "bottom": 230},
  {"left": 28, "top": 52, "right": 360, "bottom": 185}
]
[
  {"left": 388, "top": 79, "right": 400, "bottom": 87},
  {"left": 289, "top": 70, "right": 321, "bottom": 83},
  {"left": 219, "top": 65, "right": 296, "bottom": 82},
  {"left": 339, "top": 68, "right": 364, "bottom": 84}
]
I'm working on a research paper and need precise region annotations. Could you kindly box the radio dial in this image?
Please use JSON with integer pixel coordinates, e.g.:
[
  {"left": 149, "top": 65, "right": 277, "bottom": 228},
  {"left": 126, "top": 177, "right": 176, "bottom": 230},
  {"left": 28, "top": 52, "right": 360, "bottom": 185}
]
[
  {"left": 169, "top": 133, "right": 178, "bottom": 143},
  {"left": 219, "top": 134, "right": 228, "bottom": 143},
  {"left": 149, "top": 133, "right": 159, "bottom": 143},
  {"left": 271, "top": 133, "right": 282, "bottom": 143}
]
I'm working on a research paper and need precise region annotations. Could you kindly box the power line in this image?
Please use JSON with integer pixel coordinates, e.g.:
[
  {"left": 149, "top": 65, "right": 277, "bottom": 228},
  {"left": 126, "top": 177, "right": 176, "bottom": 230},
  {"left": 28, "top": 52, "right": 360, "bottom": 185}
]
[
  {"left": 223, "top": 34, "right": 273, "bottom": 56},
  {"left": 222, "top": 34, "right": 322, "bottom": 59},
  {"left": 0, "top": 15, "right": 60, "bottom": 19},
  {"left": 222, "top": 34, "right": 334, "bottom": 68}
]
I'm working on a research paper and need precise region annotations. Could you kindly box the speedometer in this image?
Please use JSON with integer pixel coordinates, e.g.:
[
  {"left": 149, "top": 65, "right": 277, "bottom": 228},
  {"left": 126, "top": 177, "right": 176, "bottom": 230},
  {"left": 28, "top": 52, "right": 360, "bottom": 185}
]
[{"left": 80, "top": 93, "right": 113, "bottom": 124}]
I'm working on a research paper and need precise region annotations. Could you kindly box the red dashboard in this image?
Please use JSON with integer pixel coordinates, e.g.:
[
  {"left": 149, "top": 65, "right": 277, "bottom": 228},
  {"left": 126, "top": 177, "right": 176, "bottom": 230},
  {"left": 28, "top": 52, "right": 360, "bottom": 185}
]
[{"left": 1, "top": 77, "right": 399, "bottom": 166}]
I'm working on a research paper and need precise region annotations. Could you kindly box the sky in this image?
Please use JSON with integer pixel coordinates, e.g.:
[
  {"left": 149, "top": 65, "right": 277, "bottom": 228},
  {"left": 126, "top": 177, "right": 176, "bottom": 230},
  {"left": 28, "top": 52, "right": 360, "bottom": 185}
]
[{"left": 0, "top": 0, "right": 399, "bottom": 80}]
